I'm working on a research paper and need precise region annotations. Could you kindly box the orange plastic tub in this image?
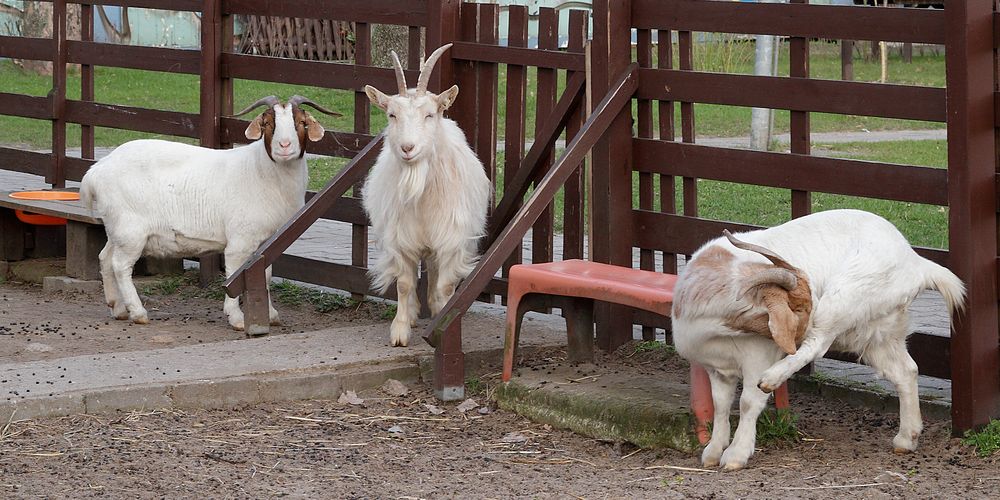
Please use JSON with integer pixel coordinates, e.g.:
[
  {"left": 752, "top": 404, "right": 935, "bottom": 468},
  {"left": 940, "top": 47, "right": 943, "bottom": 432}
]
[{"left": 9, "top": 190, "right": 81, "bottom": 226}]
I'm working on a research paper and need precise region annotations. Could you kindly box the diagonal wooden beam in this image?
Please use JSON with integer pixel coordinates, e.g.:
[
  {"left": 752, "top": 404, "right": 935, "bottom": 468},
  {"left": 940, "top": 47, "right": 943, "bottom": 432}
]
[
  {"left": 424, "top": 63, "right": 639, "bottom": 347},
  {"left": 487, "top": 70, "right": 586, "bottom": 242},
  {"left": 225, "top": 132, "right": 384, "bottom": 298}
]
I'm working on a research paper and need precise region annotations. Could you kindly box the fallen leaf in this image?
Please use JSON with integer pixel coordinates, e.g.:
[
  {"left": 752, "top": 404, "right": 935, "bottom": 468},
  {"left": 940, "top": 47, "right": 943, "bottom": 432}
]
[
  {"left": 388, "top": 425, "right": 404, "bottom": 434},
  {"left": 501, "top": 431, "right": 529, "bottom": 443},
  {"left": 424, "top": 404, "right": 445, "bottom": 415},
  {"left": 478, "top": 407, "right": 492, "bottom": 415},
  {"left": 456, "top": 398, "right": 479, "bottom": 413},
  {"left": 338, "top": 390, "right": 364, "bottom": 406},
  {"left": 381, "top": 379, "right": 410, "bottom": 397}
]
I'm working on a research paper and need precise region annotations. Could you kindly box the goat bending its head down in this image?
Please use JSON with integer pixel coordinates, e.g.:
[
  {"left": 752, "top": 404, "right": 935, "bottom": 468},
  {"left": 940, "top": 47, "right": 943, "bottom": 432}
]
[
  {"left": 671, "top": 209, "right": 965, "bottom": 471},
  {"left": 361, "top": 44, "right": 492, "bottom": 347},
  {"left": 81, "top": 95, "right": 339, "bottom": 330}
]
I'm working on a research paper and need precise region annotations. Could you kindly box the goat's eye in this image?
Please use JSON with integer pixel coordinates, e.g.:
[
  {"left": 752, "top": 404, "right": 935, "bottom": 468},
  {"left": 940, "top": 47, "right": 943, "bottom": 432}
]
[{"left": 388, "top": 113, "right": 396, "bottom": 119}]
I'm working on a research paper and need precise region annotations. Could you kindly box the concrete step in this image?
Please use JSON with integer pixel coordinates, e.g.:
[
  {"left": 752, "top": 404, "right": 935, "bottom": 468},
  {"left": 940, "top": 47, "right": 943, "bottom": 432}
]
[{"left": 495, "top": 364, "right": 701, "bottom": 453}]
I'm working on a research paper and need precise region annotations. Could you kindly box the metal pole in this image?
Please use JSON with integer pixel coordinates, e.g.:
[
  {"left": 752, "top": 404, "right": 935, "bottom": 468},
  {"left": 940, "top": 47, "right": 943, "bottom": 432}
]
[{"left": 750, "top": 0, "right": 781, "bottom": 151}]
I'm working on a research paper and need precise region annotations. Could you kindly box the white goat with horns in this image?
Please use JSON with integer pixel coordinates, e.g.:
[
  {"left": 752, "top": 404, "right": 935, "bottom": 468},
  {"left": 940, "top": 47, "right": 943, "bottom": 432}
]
[
  {"left": 671, "top": 209, "right": 965, "bottom": 471},
  {"left": 362, "top": 43, "right": 492, "bottom": 347},
  {"left": 81, "top": 95, "right": 340, "bottom": 330}
]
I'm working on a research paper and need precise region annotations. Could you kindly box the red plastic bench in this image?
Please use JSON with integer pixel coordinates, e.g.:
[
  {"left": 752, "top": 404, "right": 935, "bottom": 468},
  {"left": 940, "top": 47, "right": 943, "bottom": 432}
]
[{"left": 501, "top": 259, "right": 788, "bottom": 444}]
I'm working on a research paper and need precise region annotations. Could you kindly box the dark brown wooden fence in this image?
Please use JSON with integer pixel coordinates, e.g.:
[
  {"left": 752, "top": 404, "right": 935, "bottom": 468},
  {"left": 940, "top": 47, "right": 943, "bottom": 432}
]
[{"left": 1, "top": 0, "right": 998, "bottom": 433}]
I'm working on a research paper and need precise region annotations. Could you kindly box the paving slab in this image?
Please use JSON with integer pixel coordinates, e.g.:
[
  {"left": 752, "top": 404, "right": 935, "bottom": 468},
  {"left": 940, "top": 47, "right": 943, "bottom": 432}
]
[{"left": 0, "top": 309, "right": 569, "bottom": 421}]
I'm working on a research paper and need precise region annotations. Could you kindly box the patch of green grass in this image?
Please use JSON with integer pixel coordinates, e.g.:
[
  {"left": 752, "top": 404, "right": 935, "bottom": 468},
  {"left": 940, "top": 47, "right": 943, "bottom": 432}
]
[
  {"left": 269, "top": 280, "right": 351, "bottom": 313},
  {"left": 756, "top": 408, "right": 800, "bottom": 446},
  {"left": 962, "top": 419, "right": 1000, "bottom": 458},
  {"left": 632, "top": 340, "right": 676, "bottom": 356},
  {"left": 378, "top": 303, "right": 397, "bottom": 321},
  {"left": 465, "top": 376, "right": 483, "bottom": 396},
  {"left": 139, "top": 274, "right": 186, "bottom": 296}
]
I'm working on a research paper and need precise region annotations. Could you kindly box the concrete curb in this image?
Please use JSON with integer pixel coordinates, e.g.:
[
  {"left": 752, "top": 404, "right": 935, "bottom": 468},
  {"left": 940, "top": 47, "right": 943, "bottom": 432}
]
[{"left": 0, "top": 360, "right": 422, "bottom": 421}]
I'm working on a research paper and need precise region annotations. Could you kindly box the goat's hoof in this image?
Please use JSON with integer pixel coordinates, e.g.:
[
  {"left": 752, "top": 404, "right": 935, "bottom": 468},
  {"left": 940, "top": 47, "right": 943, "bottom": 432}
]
[
  {"left": 701, "top": 444, "right": 724, "bottom": 468},
  {"left": 757, "top": 382, "right": 777, "bottom": 394},
  {"left": 130, "top": 312, "right": 149, "bottom": 325},
  {"left": 390, "top": 321, "right": 411, "bottom": 347},
  {"left": 892, "top": 433, "right": 918, "bottom": 454},
  {"left": 722, "top": 461, "right": 747, "bottom": 472}
]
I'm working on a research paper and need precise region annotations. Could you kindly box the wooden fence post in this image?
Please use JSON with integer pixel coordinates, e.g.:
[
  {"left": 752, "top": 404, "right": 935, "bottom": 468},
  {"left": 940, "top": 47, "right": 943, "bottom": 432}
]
[
  {"left": 49, "top": 0, "right": 67, "bottom": 188},
  {"left": 945, "top": 0, "right": 1000, "bottom": 433},
  {"left": 426, "top": 0, "right": 465, "bottom": 401},
  {"left": 590, "top": 0, "right": 634, "bottom": 351},
  {"left": 199, "top": 0, "right": 224, "bottom": 286}
]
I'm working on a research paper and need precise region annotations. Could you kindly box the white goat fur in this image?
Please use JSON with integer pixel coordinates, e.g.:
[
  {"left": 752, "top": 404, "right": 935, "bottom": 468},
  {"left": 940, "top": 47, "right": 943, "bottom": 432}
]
[
  {"left": 362, "top": 44, "right": 492, "bottom": 347},
  {"left": 671, "top": 209, "right": 965, "bottom": 471},
  {"left": 80, "top": 97, "right": 331, "bottom": 330}
]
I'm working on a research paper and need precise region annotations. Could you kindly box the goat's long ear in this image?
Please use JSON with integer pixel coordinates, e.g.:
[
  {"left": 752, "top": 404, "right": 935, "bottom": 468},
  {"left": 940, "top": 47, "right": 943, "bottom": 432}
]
[
  {"left": 245, "top": 114, "right": 264, "bottom": 140},
  {"left": 365, "top": 85, "right": 390, "bottom": 111},
  {"left": 438, "top": 85, "right": 459, "bottom": 111},
  {"left": 303, "top": 111, "right": 325, "bottom": 142},
  {"left": 759, "top": 288, "right": 800, "bottom": 355}
]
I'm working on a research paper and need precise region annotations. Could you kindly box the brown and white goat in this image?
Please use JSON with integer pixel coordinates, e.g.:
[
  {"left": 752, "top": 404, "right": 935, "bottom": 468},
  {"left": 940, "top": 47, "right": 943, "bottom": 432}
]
[
  {"left": 81, "top": 95, "right": 340, "bottom": 331},
  {"left": 671, "top": 209, "right": 965, "bottom": 471}
]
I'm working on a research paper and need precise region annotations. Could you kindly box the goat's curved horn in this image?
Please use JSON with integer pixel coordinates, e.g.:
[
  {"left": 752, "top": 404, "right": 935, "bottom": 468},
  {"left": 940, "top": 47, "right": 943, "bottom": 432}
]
[
  {"left": 724, "top": 229, "right": 797, "bottom": 271},
  {"left": 390, "top": 50, "right": 408, "bottom": 95},
  {"left": 289, "top": 95, "right": 343, "bottom": 117},
  {"left": 742, "top": 268, "right": 798, "bottom": 294},
  {"left": 416, "top": 43, "right": 453, "bottom": 94},
  {"left": 232, "top": 95, "right": 280, "bottom": 117}
]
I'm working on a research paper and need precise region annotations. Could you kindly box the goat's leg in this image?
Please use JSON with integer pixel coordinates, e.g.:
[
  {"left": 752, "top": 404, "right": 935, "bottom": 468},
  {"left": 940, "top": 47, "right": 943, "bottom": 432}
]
[
  {"left": 99, "top": 242, "right": 126, "bottom": 319},
  {"left": 109, "top": 239, "right": 147, "bottom": 324},
  {"left": 862, "top": 314, "right": 922, "bottom": 453},
  {"left": 720, "top": 356, "right": 775, "bottom": 471},
  {"left": 223, "top": 246, "right": 254, "bottom": 331},
  {"left": 390, "top": 257, "right": 418, "bottom": 347},
  {"left": 266, "top": 265, "right": 280, "bottom": 325},
  {"left": 429, "top": 250, "right": 462, "bottom": 317},
  {"left": 427, "top": 258, "right": 442, "bottom": 316},
  {"left": 758, "top": 330, "right": 837, "bottom": 393},
  {"left": 702, "top": 368, "right": 738, "bottom": 468}
]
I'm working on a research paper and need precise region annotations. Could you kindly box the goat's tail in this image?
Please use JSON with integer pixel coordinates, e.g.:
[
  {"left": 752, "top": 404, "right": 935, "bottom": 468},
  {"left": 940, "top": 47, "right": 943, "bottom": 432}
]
[
  {"left": 79, "top": 174, "right": 96, "bottom": 213},
  {"left": 922, "top": 259, "right": 967, "bottom": 315}
]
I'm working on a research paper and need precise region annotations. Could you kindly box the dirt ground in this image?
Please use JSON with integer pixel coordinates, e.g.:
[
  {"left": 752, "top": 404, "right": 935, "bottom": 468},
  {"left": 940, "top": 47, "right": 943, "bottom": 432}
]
[{"left": 1, "top": 279, "right": 999, "bottom": 499}]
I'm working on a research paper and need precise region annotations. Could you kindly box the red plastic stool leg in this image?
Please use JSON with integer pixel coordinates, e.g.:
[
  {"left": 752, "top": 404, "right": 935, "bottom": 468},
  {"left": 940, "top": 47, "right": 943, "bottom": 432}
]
[
  {"left": 502, "top": 288, "right": 525, "bottom": 382},
  {"left": 690, "top": 363, "right": 713, "bottom": 445},
  {"left": 774, "top": 381, "right": 790, "bottom": 410}
]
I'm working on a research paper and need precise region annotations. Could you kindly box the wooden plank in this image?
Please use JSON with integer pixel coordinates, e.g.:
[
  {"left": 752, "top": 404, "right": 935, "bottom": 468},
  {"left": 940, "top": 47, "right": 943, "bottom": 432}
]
[
  {"left": 80, "top": 4, "right": 94, "bottom": 161},
  {"left": 449, "top": 42, "right": 585, "bottom": 71},
  {"left": 222, "top": 54, "right": 418, "bottom": 93},
  {"left": 0, "top": 148, "right": 50, "bottom": 177},
  {"left": 64, "top": 101, "right": 200, "bottom": 138},
  {"left": 423, "top": 63, "right": 639, "bottom": 347},
  {"left": 0, "top": 36, "right": 51, "bottom": 61},
  {"left": 0, "top": 193, "right": 101, "bottom": 224},
  {"left": 0, "top": 94, "right": 52, "bottom": 120},
  {"left": 87, "top": 0, "right": 201, "bottom": 12},
  {"left": 679, "top": 31, "right": 697, "bottom": 222},
  {"left": 591, "top": 0, "right": 635, "bottom": 351},
  {"left": 630, "top": 0, "right": 946, "bottom": 44},
  {"left": 790, "top": 0, "right": 810, "bottom": 220},
  {"left": 657, "top": 28, "right": 678, "bottom": 275},
  {"left": 633, "top": 139, "right": 948, "bottom": 206},
  {"left": 637, "top": 68, "right": 947, "bottom": 123},
  {"left": 67, "top": 41, "right": 199, "bottom": 73},
  {"left": 501, "top": 5, "right": 529, "bottom": 278},
  {"left": 476, "top": 4, "right": 499, "bottom": 202},
  {"left": 63, "top": 157, "right": 94, "bottom": 182},
  {"left": 224, "top": 0, "right": 429, "bottom": 25},
  {"left": 50, "top": 0, "right": 68, "bottom": 188},
  {"left": 636, "top": 26, "right": 655, "bottom": 341},
  {"left": 632, "top": 210, "right": 948, "bottom": 267},
  {"left": 945, "top": 0, "right": 1000, "bottom": 433},
  {"left": 561, "top": 9, "right": 587, "bottom": 262},
  {"left": 532, "top": 7, "right": 558, "bottom": 269},
  {"left": 352, "top": 21, "right": 372, "bottom": 299},
  {"left": 826, "top": 333, "right": 951, "bottom": 380},
  {"left": 220, "top": 118, "right": 374, "bottom": 157}
]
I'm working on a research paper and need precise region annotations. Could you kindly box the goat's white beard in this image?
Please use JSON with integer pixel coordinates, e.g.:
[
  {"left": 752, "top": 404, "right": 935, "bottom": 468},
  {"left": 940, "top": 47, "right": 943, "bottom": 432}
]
[{"left": 398, "top": 160, "right": 430, "bottom": 205}]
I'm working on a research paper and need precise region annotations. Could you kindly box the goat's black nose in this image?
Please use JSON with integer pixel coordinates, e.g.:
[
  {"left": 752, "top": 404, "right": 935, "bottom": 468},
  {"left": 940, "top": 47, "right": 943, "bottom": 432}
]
[{"left": 401, "top": 143, "right": 415, "bottom": 153}]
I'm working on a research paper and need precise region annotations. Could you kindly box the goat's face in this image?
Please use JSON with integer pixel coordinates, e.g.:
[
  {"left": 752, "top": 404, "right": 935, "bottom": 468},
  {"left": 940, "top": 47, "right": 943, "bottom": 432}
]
[
  {"left": 245, "top": 102, "right": 325, "bottom": 163},
  {"left": 365, "top": 86, "right": 459, "bottom": 164},
  {"left": 720, "top": 231, "right": 813, "bottom": 355}
]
